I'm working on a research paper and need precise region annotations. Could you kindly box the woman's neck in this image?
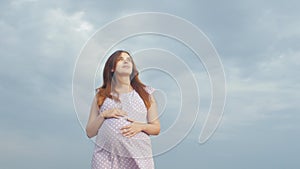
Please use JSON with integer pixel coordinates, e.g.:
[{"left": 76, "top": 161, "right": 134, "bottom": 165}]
[{"left": 114, "top": 75, "right": 132, "bottom": 92}]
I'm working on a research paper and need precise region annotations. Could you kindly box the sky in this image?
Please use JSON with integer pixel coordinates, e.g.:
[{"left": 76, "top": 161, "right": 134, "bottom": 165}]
[{"left": 1, "top": 0, "right": 300, "bottom": 169}]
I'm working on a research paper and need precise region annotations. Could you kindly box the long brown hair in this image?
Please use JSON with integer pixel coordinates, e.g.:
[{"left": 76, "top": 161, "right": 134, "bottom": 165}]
[{"left": 95, "top": 50, "right": 151, "bottom": 110}]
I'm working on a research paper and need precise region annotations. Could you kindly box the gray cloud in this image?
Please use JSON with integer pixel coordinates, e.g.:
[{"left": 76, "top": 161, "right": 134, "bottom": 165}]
[{"left": 1, "top": 0, "right": 300, "bottom": 168}]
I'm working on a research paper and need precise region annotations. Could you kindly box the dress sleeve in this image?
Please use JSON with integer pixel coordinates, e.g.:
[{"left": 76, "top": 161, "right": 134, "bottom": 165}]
[{"left": 144, "top": 86, "right": 156, "bottom": 95}]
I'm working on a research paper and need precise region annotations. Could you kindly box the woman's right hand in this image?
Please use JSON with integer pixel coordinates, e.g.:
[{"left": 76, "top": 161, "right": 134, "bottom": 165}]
[{"left": 100, "top": 108, "right": 127, "bottom": 119}]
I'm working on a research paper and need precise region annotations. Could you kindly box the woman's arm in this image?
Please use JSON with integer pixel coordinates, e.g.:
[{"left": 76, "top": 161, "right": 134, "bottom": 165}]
[
  {"left": 142, "top": 94, "right": 160, "bottom": 135},
  {"left": 121, "top": 94, "right": 161, "bottom": 137},
  {"left": 85, "top": 96, "right": 105, "bottom": 138},
  {"left": 86, "top": 96, "right": 128, "bottom": 138}
]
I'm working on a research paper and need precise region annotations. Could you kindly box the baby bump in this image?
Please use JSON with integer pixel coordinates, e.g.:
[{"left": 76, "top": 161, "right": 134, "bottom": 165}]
[
  {"left": 103, "top": 117, "right": 131, "bottom": 133},
  {"left": 96, "top": 117, "right": 152, "bottom": 157},
  {"left": 98, "top": 117, "right": 150, "bottom": 140}
]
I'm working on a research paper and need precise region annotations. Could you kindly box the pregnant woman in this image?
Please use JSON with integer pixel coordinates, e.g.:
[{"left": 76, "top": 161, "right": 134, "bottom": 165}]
[{"left": 86, "top": 50, "right": 160, "bottom": 169}]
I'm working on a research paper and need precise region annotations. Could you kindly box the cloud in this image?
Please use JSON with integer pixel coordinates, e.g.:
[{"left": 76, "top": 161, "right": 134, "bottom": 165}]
[
  {"left": 213, "top": 48, "right": 300, "bottom": 142},
  {"left": 0, "top": 4, "right": 96, "bottom": 168},
  {"left": 1, "top": 0, "right": 300, "bottom": 168},
  {"left": 10, "top": 0, "right": 38, "bottom": 8}
]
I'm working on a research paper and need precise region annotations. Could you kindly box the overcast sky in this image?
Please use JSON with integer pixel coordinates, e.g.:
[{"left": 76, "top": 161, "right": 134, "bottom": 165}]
[{"left": 1, "top": 0, "right": 300, "bottom": 169}]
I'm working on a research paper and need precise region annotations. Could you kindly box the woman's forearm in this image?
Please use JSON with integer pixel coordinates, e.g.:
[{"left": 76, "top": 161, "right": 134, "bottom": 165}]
[
  {"left": 141, "top": 123, "right": 160, "bottom": 136},
  {"left": 86, "top": 114, "right": 105, "bottom": 138}
]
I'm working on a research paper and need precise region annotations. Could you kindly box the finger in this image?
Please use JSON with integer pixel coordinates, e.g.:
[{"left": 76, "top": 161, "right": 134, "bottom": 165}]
[
  {"left": 115, "top": 113, "right": 125, "bottom": 117},
  {"left": 113, "top": 114, "right": 120, "bottom": 119},
  {"left": 122, "top": 130, "right": 131, "bottom": 135},
  {"left": 120, "top": 125, "right": 131, "bottom": 130},
  {"left": 115, "top": 111, "right": 127, "bottom": 117},
  {"left": 126, "top": 118, "right": 135, "bottom": 122},
  {"left": 127, "top": 131, "right": 136, "bottom": 137},
  {"left": 120, "top": 112, "right": 128, "bottom": 116},
  {"left": 114, "top": 109, "right": 126, "bottom": 116},
  {"left": 118, "top": 109, "right": 128, "bottom": 116},
  {"left": 123, "top": 130, "right": 133, "bottom": 137},
  {"left": 122, "top": 128, "right": 132, "bottom": 135}
]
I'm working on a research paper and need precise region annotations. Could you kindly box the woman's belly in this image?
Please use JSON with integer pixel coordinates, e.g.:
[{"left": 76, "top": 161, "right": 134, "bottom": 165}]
[
  {"left": 95, "top": 117, "right": 152, "bottom": 158},
  {"left": 99, "top": 117, "right": 149, "bottom": 139}
]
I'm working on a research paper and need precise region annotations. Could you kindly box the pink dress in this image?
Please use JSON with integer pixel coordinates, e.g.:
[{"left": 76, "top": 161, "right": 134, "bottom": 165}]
[{"left": 91, "top": 86, "right": 156, "bottom": 169}]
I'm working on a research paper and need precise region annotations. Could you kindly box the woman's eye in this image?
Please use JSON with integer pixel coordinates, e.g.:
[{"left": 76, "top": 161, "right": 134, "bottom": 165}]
[{"left": 118, "top": 58, "right": 131, "bottom": 62}]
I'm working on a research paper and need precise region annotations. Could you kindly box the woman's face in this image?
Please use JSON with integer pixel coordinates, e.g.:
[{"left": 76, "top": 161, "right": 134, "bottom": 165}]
[{"left": 114, "top": 52, "right": 133, "bottom": 76}]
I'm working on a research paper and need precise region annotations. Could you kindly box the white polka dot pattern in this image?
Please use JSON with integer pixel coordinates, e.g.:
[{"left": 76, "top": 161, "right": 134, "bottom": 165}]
[{"left": 91, "top": 86, "right": 156, "bottom": 169}]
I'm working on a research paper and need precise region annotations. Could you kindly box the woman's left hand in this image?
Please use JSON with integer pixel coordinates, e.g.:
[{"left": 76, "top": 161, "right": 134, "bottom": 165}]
[{"left": 120, "top": 118, "right": 145, "bottom": 137}]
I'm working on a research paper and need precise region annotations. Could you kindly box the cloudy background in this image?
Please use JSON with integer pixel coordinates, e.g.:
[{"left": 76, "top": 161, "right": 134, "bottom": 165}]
[{"left": 1, "top": 0, "right": 299, "bottom": 169}]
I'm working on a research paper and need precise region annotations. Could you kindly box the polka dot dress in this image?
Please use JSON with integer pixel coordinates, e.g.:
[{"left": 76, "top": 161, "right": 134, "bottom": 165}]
[{"left": 91, "top": 86, "right": 156, "bottom": 169}]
